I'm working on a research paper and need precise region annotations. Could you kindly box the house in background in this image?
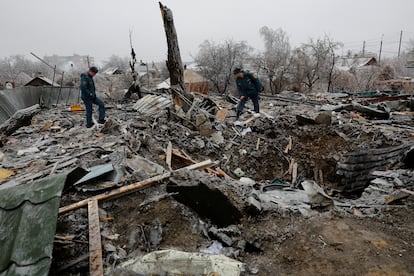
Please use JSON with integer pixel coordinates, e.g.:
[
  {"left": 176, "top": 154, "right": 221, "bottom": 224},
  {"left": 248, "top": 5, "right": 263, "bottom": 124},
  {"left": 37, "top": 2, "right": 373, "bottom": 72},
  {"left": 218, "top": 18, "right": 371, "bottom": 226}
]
[
  {"left": 156, "top": 68, "right": 209, "bottom": 94},
  {"left": 103, "top": 67, "right": 124, "bottom": 75},
  {"left": 184, "top": 68, "right": 209, "bottom": 94},
  {"left": 336, "top": 57, "right": 378, "bottom": 72},
  {"left": 24, "top": 75, "right": 60, "bottom": 87}
]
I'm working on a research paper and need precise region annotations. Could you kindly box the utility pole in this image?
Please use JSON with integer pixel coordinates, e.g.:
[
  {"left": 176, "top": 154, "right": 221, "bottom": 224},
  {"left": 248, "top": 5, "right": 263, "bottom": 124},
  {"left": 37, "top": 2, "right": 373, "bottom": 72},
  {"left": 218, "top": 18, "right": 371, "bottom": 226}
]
[
  {"left": 398, "top": 30, "right": 403, "bottom": 59},
  {"left": 378, "top": 34, "right": 384, "bottom": 63},
  {"left": 362, "top": 41, "right": 366, "bottom": 57}
]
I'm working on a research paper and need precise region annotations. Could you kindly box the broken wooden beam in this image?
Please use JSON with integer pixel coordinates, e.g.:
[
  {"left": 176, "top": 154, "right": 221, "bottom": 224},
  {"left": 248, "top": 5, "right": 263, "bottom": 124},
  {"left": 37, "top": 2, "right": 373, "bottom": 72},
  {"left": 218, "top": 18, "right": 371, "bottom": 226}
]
[
  {"left": 292, "top": 162, "right": 298, "bottom": 185},
  {"left": 172, "top": 149, "right": 231, "bottom": 178},
  {"left": 400, "top": 188, "right": 414, "bottom": 196},
  {"left": 0, "top": 104, "right": 41, "bottom": 144},
  {"left": 59, "top": 159, "right": 216, "bottom": 214},
  {"left": 385, "top": 191, "right": 409, "bottom": 204},
  {"left": 215, "top": 108, "right": 228, "bottom": 121},
  {"left": 284, "top": 136, "right": 292, "bottom": 153},
  {"left": 166, "top": 141, "right": 172, "bottom": 171},
  {"left": 88, "top": 199, "right": 104, "bottom": 276}
]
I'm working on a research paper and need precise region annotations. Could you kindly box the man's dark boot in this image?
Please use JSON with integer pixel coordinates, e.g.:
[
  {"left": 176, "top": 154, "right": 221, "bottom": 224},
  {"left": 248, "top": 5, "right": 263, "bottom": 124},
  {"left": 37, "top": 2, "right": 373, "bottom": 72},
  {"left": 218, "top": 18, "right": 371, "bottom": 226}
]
[{"left": 236, "top": 110, "right": 241, "bottom": 119}]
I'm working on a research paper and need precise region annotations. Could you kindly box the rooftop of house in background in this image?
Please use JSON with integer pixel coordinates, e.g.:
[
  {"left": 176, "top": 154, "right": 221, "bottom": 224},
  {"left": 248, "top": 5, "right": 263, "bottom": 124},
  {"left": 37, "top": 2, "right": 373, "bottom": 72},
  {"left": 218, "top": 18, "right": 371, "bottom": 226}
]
[
  {"left": 103, "top": 67, "right": 124, "bottom": 75},
  {"left": 24, "top": 76, "right": 60, "bottom": 87},
  {"left": 336, "top": 57, "right": 378, "bottom": 71}
]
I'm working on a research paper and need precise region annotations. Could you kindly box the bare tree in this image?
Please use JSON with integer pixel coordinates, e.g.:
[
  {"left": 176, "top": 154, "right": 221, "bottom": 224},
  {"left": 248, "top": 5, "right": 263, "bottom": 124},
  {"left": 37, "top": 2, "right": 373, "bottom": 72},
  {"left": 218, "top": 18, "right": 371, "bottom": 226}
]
[
  {"left": 0, "top": 55, "right": 34, "bottom": 84},
  {"left": 351, "top": 66, "right": 381, "bottom": 91},
  {"left": 378, "top": 64, "right": 396, "bottom": 81},
  {"left": 259, "top": 26, "right": 291, "bottom": 94},
  {"left": 194, "top": 39, "right": 252, "bottom": 94},
  {"left": 326, "top": 39, "right": 343, "bottom": 92},
  {"left": 292, "top": 36, "right": 341, "bottom": 92},
  {"left": 331, "top": 69, "right": 357, "bottom": 92},
  {"left": 291, "top": 47, "right": 320, "bottom": 92},
  {"left": 386, "top": 56, "right": 412, "bottom": 78}
]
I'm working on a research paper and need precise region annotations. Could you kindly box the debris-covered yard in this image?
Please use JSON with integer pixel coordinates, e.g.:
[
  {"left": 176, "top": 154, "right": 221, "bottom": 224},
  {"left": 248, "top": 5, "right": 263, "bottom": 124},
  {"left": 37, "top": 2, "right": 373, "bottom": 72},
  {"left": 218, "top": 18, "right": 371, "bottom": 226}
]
[{"left": 1, "top": 88, "right": 414, "bottom": 275}]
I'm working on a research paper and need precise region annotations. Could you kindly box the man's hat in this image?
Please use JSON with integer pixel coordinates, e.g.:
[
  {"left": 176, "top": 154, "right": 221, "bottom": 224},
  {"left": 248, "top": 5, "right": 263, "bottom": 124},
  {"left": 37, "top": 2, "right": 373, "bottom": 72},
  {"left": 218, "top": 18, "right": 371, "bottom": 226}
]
[
  {"left": 89, "top": 66, "right": 99, "bottom": 73},
  {"left": 233, "top": 67, "right": 242, "bottom": 74}
]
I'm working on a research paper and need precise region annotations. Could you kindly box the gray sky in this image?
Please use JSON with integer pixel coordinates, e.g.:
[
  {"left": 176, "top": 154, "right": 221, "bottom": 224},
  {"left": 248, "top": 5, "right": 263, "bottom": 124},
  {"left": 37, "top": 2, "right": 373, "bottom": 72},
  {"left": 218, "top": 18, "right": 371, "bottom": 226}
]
[{"left": 1, "top": 0, "right": 413, "bottom": 64}]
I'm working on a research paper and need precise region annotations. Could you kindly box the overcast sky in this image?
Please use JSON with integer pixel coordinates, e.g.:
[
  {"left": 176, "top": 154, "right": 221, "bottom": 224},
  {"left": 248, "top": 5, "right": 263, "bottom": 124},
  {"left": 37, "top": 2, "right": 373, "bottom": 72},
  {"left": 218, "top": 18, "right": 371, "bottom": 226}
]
[{"left": 1, "top": 0, "right": 413, "bottom": 65}]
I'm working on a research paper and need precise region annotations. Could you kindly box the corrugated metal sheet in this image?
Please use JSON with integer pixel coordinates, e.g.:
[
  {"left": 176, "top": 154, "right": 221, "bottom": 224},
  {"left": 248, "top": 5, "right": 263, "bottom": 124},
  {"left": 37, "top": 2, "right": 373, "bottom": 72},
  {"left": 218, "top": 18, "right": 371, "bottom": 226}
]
[
  {"left": 0, "top": 86, "right": 81, "bottom": 124},
  {"left": 133, "top": 94, "right": 171, "bottom": 117},
  {"left": 74, "top": 163, "right": 115, "bottom": 185},
  {"left": 0, "top": 173, "right": 67, "bottom": 276}
]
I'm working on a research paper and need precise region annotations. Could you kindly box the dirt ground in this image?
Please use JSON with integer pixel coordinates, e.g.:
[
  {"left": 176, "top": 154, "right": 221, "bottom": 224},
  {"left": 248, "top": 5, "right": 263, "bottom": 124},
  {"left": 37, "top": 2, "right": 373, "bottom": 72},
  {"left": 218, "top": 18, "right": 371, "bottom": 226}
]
[
  {"left": 53, "top": 187, "right": 414, "bottom": 275},
  {"left": 2, "top": 92, "right": 413, "bottom": 275}
]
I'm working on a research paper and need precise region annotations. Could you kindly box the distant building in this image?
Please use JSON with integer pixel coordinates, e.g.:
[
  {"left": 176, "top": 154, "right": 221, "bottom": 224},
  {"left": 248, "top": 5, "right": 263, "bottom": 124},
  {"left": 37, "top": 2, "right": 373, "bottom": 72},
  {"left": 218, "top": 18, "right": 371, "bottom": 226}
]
[
  {"left": 156, "top": 69, "right": 209, "bottom": 94},
  {"left": 336, "top": 57, "right": 378, "bottom": 71},
  {"left": 24, "top": 76, "right": 60, "bottom": 87},
  {"left": 184, "top": 69, "right": 209, "bottom": 94},
  {"left": 103, "top": 67, "right": 124, "bottom": 75},
  {"left": 44, "top": 54, "right": 94, "bottom": 71}
]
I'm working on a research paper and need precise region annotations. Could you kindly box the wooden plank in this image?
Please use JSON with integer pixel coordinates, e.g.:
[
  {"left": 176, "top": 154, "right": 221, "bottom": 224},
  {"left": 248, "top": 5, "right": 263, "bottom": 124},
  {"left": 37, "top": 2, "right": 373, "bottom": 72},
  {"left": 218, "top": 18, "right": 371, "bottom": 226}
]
[
  {"left": 88, "top": 200, "right": 104, "bottom": 276},
  {"left": 59, "top": 172, "right": 170, "bottom": 214},
  {"left": 292, "top": 162, "right": 298, "bottom": 185},
  {"left": 59, "top": 159, "right": 215, "bottom": 214},
  {"left": 172, "top": 149, "right": 227, "bottom": 177},
  {"left": 166, "top": 141, "right": 172, "bottom": 171},
  {"left": 215, "top": 108, "right": 228, "bottom": 121},
  {"left": 215, "top": 167, "right": 233, "bottom": 180},
  {"left": 284, "top": 136, "right": 292, "bottom": 153},
  {"left": 385, "top": 191, "right": 410, "bottom": 204},
  {"left": 259, "top": 110, "right": 274, "bottom": 119},
  {"left": 400, "top": 188, "right": 414, "bottom": 196},
  {"left": 256, "top": 138, "right": 261, "bottom": 151},
  {"left": 288, "top": 158, "right": 295, "bottom": 175},
  {"left": 319, "top": 169, "right": 324, "bottom": 185},
  {"left": 240, "top": 116, "right": 256, "bottom": 125}
]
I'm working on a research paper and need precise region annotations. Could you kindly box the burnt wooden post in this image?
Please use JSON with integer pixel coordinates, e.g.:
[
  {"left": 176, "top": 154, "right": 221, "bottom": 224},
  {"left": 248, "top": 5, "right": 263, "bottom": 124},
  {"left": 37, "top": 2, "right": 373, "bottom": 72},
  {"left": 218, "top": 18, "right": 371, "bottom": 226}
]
[{"left": 159, "top": 2, "right": 184, "bottom": 90}]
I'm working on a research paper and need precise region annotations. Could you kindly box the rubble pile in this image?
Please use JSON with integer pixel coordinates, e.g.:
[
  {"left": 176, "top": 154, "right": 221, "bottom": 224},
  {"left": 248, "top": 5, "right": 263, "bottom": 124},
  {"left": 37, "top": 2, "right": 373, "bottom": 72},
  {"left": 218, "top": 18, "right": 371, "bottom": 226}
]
[{"left": 1, "top": 89, "right": 414, "bottom": 275}]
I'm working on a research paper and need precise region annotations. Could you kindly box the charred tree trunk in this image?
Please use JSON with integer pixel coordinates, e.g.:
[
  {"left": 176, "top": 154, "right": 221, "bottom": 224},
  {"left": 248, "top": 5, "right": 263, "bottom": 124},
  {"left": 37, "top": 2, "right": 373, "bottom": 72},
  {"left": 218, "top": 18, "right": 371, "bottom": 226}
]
[{"left": 159, "top": 2, "right": 184, "bottom": 90}]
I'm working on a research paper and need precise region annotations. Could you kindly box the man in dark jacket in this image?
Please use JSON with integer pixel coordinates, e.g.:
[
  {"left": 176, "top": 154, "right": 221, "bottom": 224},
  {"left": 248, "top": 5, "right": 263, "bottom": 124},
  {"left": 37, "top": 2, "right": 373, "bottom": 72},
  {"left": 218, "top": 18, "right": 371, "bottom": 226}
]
[
  {"left": 80, "top": 66, "right": 105, "bottom": 128},
  {"left": 233, "top": 68, "right": 261, "bottom": 119}
]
